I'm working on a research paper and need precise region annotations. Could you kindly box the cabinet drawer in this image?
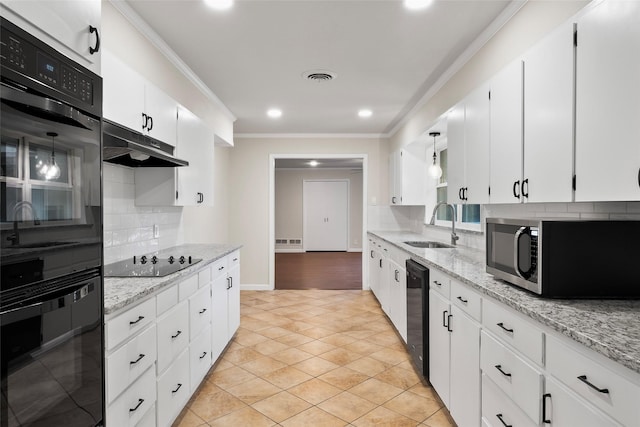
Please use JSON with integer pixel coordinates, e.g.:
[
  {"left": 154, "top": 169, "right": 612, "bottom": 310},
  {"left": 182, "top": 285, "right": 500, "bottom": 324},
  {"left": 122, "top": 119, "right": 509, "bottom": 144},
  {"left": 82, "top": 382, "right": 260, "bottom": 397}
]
[
  {"left": 450, "top": 279, "right": 481, "bottom": 322},
  {"left": 198, "top": 265, "right": 212, "bottom": 288},
  {"left": 157, "top": 301, "right": 189, "bottom": 374},
  {"left": 482, "top": 374, "right": 538, "bottom": 427},
  {"left": 157, "top": 350, "right": 190, "bottom": 427},
  {"left": 178, "top": 274, "right": 199, "bottom": 301},
  {"left": 106, "top": 297, "right": 156, "bottom": 350},
  {"left": 106, "top": 325, "right": 157, "bottom": 404},
  {"left": 545, "top": 377, "right": 621, "bottom": 427},
  {"left": 228, "top": 251, "right": 240, "bottom": 269},
  {"left": 481, "top": 331, "right": 543, "bottom": 423},
  {"left": 191, "top": 324, "right": 213, "bottom": 391},
  {"left": 430, "top": 268, "right": 450, "bottom": 298},
  {"left": 106, "top": 365, "right": 156, "bottom": 427},
  {"left": 546, "top": 336, "right": 639, "bottom": 427},
  {"left": 136, "top": 404, "right": 156, "bottom": 427},
  {"left": 483, "top": 298, "right": 544, "bottom": 366},
  {"left": 157, "top": 285, "right": 178, "bottom": 317},
  {"left": 190, "top": 285, "right": 212, "bottom": 340},
  {"left": 211, "top": 258, "right": 227, "bottom": 279}
]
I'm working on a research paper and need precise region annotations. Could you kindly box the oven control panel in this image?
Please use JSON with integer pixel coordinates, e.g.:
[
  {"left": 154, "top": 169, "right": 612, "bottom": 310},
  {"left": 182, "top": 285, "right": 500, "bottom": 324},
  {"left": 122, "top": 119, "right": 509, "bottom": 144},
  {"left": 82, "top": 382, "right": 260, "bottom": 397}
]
[{"left": 0, "top": 17, "right": 100, "bottom": 114}]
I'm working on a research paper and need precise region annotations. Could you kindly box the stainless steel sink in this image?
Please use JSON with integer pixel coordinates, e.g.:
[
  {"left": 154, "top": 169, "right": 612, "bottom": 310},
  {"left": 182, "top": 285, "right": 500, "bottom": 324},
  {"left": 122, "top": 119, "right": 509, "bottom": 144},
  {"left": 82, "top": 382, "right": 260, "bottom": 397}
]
[{"left": 403, "top": 241, "right": 454, "bottom": 249}]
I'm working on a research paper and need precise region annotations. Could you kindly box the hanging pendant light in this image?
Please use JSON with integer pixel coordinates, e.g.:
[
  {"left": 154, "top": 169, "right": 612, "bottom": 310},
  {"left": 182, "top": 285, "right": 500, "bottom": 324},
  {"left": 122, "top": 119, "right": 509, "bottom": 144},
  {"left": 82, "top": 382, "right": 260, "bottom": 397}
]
[
  {"left": 42, "top": 132, "right": 61, "bottom": 180},
  {"left": 428, "top": 131, "right": 442, "bottom": 179}
]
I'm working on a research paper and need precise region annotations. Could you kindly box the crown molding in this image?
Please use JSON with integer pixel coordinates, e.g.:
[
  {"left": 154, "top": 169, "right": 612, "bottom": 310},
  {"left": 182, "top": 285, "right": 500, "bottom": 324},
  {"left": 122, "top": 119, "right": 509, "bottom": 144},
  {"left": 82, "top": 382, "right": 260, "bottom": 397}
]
[
  {"left": 110, "top": 0, "right": 236, "bottom": 122},
  {"left": 385, "top": 0, "right": 527, "bottom": 138},
  {"left": 234, "top": 133, "right": 387, "bottom": 139}
]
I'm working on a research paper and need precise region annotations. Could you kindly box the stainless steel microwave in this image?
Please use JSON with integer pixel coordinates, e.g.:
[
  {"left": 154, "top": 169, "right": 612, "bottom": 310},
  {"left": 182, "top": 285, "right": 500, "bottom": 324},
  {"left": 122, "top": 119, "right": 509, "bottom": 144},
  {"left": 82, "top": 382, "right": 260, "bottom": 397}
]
[{"left": 486, "top": 218, "right": 640, "bottom": 298}]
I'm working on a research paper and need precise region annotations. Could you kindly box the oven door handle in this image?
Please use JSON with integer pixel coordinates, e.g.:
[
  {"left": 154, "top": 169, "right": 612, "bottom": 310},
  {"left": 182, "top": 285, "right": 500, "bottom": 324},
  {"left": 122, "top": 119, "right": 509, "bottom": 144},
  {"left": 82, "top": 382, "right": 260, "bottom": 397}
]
[{"left": 1, "top": 82, "right": 97, "bottom": 131}]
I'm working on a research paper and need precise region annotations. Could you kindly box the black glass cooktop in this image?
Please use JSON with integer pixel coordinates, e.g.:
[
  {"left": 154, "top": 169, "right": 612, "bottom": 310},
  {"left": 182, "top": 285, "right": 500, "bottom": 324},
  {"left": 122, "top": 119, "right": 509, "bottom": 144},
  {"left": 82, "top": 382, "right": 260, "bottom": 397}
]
[{"left": 104, "top": 255, "right": 201, "bottom": 277}]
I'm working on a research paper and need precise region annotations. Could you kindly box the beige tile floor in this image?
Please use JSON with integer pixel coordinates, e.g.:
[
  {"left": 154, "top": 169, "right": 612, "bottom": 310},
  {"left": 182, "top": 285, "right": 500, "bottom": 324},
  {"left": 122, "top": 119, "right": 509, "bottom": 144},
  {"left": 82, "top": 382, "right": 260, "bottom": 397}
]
[{"left": 174, "top": 290, "right": 457, "bottom": 427}]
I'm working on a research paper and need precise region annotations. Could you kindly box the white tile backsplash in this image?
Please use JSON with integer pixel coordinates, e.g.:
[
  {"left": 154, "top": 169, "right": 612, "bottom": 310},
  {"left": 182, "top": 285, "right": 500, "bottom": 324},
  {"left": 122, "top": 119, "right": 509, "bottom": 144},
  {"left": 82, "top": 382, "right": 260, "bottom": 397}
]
[{"left": 103, "top": 163, "right": 183, "bottom": 264}]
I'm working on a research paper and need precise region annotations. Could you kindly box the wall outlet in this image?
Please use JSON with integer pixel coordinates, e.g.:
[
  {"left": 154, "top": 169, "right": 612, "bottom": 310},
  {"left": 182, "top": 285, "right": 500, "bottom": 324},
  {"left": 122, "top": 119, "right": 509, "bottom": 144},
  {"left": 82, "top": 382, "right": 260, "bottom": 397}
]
[{"left": 153, "top": 224, "right": 159, "bottom": 238}]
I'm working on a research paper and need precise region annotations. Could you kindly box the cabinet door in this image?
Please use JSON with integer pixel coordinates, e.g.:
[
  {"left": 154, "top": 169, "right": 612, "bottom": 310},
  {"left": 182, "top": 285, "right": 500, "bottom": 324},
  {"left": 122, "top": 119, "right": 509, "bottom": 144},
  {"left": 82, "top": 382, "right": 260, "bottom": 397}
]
[
  {"left": 368, "top": 243, "right": 380, "bottom": 295},
  {"left": 189, "top": 285, "right": 212, "bottom": 340},
  {"left": 2, "top": 0, "right": 101, "bottom": 74},
  {"left": 156, "top": 350, "right": 190, "bottom": 427},
  {"left": 228, "top": 264, "right": 241, "bottom": 338},
  {"left": 400, "top": 144, "right": 427, "bottom": 206},
  {"left": 156, "top": 301, "right": 189, "bottom": 374},
  {"left": 389, "top": 151, "right": 400, "bottom": 205},
  {"left": 524, "top": 21, "right": 574, "bottom": 203},
  {"left": 102, "top": 50, "right": 146, "bottom": 132},
  {"left": 447, "top": 102, "right": 466, "bottom": 204},
  {"left": 176, "top": 108, "right": 215, "bottom": 206},
  {"left": 545, "top": 377, "right": 621, "bottom": 427},
  {"left": 490, "top": 60, "right": 523, "bottom": 204},
  {"left": 388, "top": 262, "right": 407, "bottom": 343},
  {"left": 211, "top": 273, "right": 229, "bottom": 362},
  {"left": 449, "top": 306, "right": 481, "bottom": 427},
  {"left": 429, "top": 290, "right": 451, "bottom": 407},
  {"left": 464, "top": 84, "right": 491, "bottom": 204},
  {"left": 575, "top": 0, "right": 640, "bottom": 201},
  {"left": 144, "top": 82, "right": 178, "bottom": 147}
]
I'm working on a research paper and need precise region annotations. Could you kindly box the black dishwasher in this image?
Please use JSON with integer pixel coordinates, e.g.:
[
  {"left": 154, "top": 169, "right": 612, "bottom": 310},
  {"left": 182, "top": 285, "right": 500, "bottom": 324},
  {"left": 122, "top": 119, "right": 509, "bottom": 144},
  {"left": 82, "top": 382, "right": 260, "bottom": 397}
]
[{"left": 406, "top": 259, "right": 429, "bottom": 380}]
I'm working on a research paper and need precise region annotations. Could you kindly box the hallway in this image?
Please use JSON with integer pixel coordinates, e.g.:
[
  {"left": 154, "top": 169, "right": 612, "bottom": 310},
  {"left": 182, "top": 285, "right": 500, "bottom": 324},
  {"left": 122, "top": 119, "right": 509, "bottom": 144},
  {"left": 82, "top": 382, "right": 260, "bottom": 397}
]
[{"left": 275, "top": 252, "right": 362, "bottom": 290}]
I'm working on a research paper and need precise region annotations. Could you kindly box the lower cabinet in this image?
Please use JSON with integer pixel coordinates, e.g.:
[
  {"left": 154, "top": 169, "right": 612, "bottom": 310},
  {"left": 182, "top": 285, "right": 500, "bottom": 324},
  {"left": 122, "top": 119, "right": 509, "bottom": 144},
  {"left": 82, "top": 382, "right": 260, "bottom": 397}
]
[
  {"left": 387, "top": 259, "right": 407, "bottom": 343},
  {"left": 105, "top": 251, "right": 241, "bottom": 427}
]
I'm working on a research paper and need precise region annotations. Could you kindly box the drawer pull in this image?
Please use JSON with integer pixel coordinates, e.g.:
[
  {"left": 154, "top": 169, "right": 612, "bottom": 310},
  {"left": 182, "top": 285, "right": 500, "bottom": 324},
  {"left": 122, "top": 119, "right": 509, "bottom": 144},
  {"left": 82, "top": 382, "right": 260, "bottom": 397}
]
[
  {"left": 542, "top": 393, "right": 551, "bottom": 424},
  {"left": 218, "top": 266, "right": 225, "bottom": 271},
  {"left": 172, "top": 383, "right": 183, "bottom": 394},
  {"left": 456, "top": 296, "right": 468, "bottom": 303},
  {"left": 199, "top": 308, "right": 207, "bottom": 314},
  {"left": 129, "top": 315, "right": 145, "bottom": 325},
  {"left": 494, "top": 364, "right": 512, "bottom": 378},
  {"left": 496, "top": 413, "right": 512, "bottom": 427},
  {"left": 129, "top": 398, "right": 144, "bottom": 412},
  {"left": 233, "top": 258, "right": 238, "bottom": 261},
  {"left": 447, "top": 314, "right": 453, "bottom": 332},
  {"left": 434, "top": 280, "right": 442, "bottom": 286},
  {"left": 496, "top": 322, "right": 514, "bottom": 333},
  {"left": 577, "top": 375, "right": 609, "bottom": 394},
  {"left": 171, "top": 330, "right": 182, "bottom": 339},
  {"left": 199, "top": 351, "right": 207, "bottom": 359},
  {"left": 130, "top": 354, "right": 145, "bottom": 365}
]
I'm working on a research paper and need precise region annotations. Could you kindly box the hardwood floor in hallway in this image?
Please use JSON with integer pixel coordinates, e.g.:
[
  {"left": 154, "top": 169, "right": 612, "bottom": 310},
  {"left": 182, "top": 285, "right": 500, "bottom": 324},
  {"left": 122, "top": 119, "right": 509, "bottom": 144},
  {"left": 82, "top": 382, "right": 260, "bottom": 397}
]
[
  {"left": 275, "top": 252, "right": 362, "bottom": 290},
  {"left": 174, "top": 290, "right": 455, "bottom": 426}
]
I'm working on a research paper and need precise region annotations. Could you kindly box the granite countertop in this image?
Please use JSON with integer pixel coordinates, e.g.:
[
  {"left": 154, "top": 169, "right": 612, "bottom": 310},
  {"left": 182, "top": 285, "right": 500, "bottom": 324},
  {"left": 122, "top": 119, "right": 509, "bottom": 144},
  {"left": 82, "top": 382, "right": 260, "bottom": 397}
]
[
  {"left": 368, "top": 230, "right": 640, "bottom": 375},
  {"left": 103, "top": 244, "right": 241, "bottom": 315}
]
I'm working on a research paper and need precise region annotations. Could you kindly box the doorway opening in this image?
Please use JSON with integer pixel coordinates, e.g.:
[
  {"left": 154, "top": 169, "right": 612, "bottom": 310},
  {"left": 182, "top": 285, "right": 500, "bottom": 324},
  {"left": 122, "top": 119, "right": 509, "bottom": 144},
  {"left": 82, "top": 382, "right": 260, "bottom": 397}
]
[{"left": 269, "top": 154, "right": 367, "bottom": 290}]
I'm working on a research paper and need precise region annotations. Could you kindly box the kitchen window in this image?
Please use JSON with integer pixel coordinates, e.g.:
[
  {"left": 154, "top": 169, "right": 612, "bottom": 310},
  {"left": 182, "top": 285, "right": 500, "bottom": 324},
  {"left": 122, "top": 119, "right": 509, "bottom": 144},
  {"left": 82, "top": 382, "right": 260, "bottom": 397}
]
[{"left": 430, "top": 148, "right": 481, "bottom": 231}]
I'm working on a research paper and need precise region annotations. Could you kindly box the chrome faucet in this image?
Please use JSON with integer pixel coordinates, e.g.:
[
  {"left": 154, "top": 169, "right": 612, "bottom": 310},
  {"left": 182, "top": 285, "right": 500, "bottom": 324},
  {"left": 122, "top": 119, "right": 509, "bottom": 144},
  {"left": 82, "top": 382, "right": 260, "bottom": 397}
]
[
  {"left": 7, "top": 201, "right": 40, "bottom": 245},
  {"left": 429, "top": 202, "right": 459, "bottom": 246}
]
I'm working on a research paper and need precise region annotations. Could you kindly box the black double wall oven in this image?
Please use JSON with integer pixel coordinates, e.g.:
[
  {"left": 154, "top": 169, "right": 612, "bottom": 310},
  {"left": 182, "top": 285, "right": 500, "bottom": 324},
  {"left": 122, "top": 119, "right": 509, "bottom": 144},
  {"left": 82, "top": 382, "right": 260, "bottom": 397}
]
[{"left": 1, "top": 17, "right": 104, "bottom": 427}]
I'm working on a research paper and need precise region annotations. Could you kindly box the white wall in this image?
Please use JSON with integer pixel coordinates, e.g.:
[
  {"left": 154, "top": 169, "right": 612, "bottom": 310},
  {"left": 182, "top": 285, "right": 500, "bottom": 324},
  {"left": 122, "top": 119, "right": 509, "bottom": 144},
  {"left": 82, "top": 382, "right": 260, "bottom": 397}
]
[
  {"left": 101, "top": 1, "right": 233, "bottom": 263},
  {"left": 275, "top": 169, "right": 363, "bottom": 252}
]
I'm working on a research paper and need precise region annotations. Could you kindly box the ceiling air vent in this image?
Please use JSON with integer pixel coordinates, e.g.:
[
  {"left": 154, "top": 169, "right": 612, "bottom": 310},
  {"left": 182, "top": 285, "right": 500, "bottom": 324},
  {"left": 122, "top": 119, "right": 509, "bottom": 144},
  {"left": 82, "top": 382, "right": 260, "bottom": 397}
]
[{"left": 302, "top": 70, "right": 336, "bottom": 82}]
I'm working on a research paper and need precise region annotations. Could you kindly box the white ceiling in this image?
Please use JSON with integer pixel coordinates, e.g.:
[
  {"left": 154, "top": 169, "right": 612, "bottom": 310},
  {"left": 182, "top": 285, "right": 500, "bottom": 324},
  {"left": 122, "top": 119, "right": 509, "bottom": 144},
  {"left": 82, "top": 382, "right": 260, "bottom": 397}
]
[{"left": 124, "top": 0, "right": 515, "bottom": 136}]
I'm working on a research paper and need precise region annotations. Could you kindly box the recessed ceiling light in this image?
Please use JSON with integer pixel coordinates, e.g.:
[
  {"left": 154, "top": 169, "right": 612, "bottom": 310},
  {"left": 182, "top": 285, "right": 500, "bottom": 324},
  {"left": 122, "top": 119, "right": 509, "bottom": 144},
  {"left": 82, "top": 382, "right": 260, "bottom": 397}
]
[
  {"left": 267, "top": 108, "right": 282, "bottom": 119},
  {"left": 308, "top": 160, "right": 319, "bottom": 167},
  {"left": 403, "top": 0, "right": 433, "bottom": 11},
  {"left": 204, "top": 0, "right": 233, "bottom": 10},
  {"left": 358, "top": 109, "right": 373, "bottom": 118}
]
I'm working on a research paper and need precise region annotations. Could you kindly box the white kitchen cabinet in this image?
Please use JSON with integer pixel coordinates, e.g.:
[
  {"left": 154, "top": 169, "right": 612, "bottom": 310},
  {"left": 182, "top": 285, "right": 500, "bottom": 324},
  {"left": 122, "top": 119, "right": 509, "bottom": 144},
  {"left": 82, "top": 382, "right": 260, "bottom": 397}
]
[
  {"left": 1, "top": 0, "right": 101, "bottom": 75},
  {"left": 387, "top": 260, "right": 407, "bottom": 343},
  {"left": 228, "top": 254, "right": 241, "bottom": 336},
  {"left": 107, "top": 366, "right": 157, "bottom": 427},
  {"left": 189, "top": 285, "right": 212, "bottom": 340},
  {"left": 157, "top": 349, "right": 190, "bottom": 427},
  {"left": 522, "top": 21, "right": 575, "bottom": 203},
  {"left": 389, "top": 142, "right": 427, "bottom": 206},
  {"left": 447, "top": 84, "right": 491, "bottom": 204},
  {"left": 211, "top": 251, "right": 241, "bottom": 362},
  {"left": 429, "top": 289, "right": 451, "bottom": 406},
  {"left": 367, "top": 238, "right": 381, "bottom": 295},
  {"left": 156, "top": 300, "right": 189, "bottom": 374},
  {"left": 135, "top": 106, "right": 216, "bottom": 207},
  {"left": 102, "top": 50, "right": 178, "bottom": 146},
  {"left": 575, "top": 0, "right": 640, "bottom": 201},
  {"left": 190, "top": 324, "right": 213, "bottom": 391},
  {"left": 482, "top": 374, "right": 538, "bottom": 427}
]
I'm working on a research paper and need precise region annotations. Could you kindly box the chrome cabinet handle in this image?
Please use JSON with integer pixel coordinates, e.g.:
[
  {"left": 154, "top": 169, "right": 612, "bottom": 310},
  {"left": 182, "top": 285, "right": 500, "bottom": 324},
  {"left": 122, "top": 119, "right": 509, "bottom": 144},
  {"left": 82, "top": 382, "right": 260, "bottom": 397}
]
[{"left": 577, "top": 375, "right": 609, "bottom": 394}]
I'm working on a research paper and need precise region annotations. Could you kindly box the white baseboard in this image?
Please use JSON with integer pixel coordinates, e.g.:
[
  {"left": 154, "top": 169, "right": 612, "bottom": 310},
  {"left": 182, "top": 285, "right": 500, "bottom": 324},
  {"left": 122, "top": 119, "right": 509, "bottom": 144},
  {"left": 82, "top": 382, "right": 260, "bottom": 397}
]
[
  {"left": 348, "top": 248, "right": 363, "bottom": 253},
  {"left": 240, "top": 284, "right": 272, "bottom": 291}
]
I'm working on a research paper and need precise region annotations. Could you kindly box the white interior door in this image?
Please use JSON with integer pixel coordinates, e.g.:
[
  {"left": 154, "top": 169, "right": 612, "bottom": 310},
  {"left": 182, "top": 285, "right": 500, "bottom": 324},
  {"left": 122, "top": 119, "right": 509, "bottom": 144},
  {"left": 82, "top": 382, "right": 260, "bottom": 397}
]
[{"left": 303, "top": 180, "right": 348, "bottom": 251}]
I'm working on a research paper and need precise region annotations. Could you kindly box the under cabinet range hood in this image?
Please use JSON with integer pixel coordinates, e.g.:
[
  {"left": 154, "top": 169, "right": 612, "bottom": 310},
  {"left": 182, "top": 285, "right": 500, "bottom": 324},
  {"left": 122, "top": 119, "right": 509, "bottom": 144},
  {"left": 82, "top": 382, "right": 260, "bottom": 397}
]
[{"left": 102, "top": 119, "right": 189, "bottom": 167}]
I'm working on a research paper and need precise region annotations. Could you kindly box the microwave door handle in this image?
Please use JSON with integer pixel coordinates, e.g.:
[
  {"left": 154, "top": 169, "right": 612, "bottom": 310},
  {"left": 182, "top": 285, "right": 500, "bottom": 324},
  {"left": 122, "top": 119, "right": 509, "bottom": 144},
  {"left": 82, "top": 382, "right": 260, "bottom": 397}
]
[{"left": 513, "top": 226, "right": 529, "bottom": 280}]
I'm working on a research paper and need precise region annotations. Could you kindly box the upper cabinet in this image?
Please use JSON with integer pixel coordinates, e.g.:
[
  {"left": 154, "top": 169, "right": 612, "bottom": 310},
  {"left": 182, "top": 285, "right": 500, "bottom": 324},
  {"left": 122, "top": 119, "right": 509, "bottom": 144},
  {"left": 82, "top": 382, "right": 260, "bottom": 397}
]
[
  {"left": 490, "top": 22, "right": 575, "bottom": 204},
  {"left": 389, "top": 143, "right": 427, "bottom": 206},
  {"left": 574, "top": 0, "right": 640, "bottom": 201},
  {"left": 447, "top": 84, "right": 491, "bottom": 205},
  {"left": 102, "top": 50, "right": 178, "bottom": 147},
  {"left": 1, "top": 0, "right": 101, "bottom": 75},
  {"left": 135, "top": 106, "right": 215, "bottom": 207}
]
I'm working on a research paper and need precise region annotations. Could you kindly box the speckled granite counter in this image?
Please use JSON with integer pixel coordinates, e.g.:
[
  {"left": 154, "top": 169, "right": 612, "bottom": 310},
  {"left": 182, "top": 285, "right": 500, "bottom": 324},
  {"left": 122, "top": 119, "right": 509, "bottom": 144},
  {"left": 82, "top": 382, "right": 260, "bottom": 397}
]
[
  {"left": 369, "top": 230, "right": 640, "bottom": 375},
  {"left": 104, "top": 244, "right": 241, "bottom": 315}
]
